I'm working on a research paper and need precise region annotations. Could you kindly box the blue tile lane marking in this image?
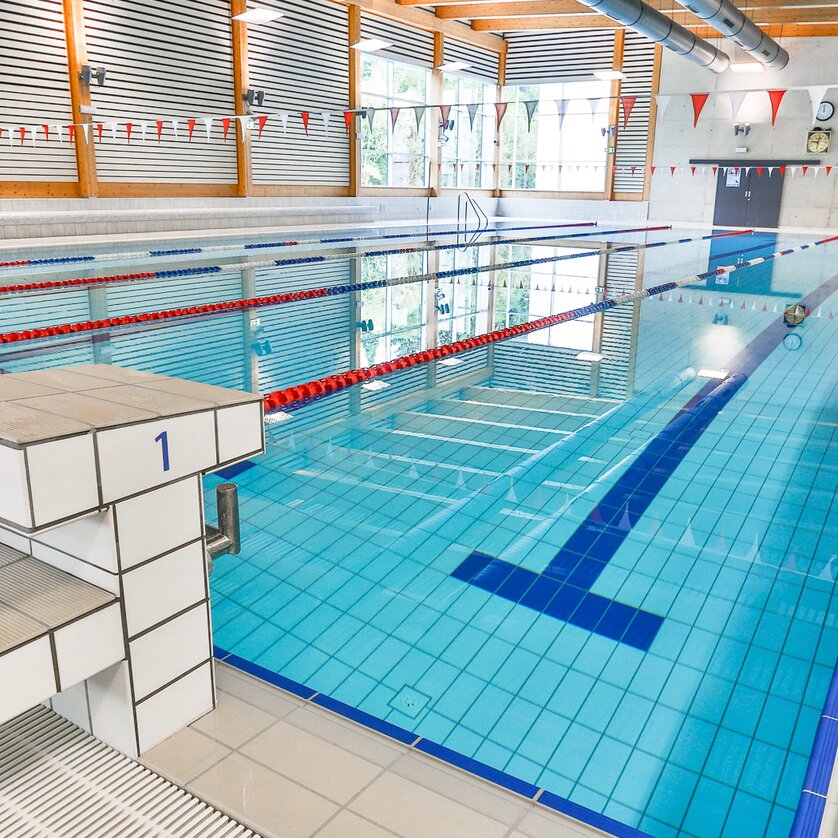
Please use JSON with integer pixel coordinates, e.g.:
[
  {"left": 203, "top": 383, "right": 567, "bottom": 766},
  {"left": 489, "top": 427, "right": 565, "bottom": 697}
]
[
  {"left": 452, "top": 273, "right": 838, "bottom": 653},
  {"left": 213, "top": 647, "right": 656, "bottom": 832}
]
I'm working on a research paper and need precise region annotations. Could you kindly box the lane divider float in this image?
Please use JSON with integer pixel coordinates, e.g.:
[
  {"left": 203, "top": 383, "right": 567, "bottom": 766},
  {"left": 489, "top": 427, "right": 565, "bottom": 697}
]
[
  {"left": 0, "top": 225, "right": 672, "bottom": 297},
  {"left": 0, "top": 229, "right": 751, "bottom": 346},
  {"left": 0, "top": 221, "right": 600, "bottom": 271},
  {"left": 261, "top": 234, "right": 838, "bottom": 412}
]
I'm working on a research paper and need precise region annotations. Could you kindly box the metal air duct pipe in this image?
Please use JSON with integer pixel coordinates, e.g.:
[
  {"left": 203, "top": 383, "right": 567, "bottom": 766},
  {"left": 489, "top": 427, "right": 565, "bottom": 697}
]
[
  {"left": 674, "top": 0, "right": 789, "bottom": 69},
  {"left": 578, "top": 0, "right": 730, "bottom": 73}
]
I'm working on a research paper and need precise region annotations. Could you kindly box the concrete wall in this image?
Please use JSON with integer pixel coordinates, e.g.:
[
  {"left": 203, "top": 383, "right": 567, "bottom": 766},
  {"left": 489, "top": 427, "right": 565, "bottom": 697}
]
[{"left": 649, "top": 38, "right": 838, "bottom": 229}]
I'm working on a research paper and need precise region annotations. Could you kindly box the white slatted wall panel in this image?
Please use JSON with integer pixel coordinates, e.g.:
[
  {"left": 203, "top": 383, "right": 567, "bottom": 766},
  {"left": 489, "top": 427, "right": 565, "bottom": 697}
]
[
  {"left": 491, "top": 341, "right": 591, "bottom": 396},
  {"left": 597, "top": 250, "right": 638, "bottom": 399},
  {"left": 248, "top": 0, "right": 349, "bottom": 185},
  {"left": 0, "top": 0, "right": 76, "bottom": 182},
  {"left": 504, "top": 30, "right": 615, "bottom": 85},
  {"left": 613, "top": 32, "right": 655, "bottom": 194},
  {"left": 83, "top": 0, "right": 237, "bottom": 183},
  {"left": 361, "top": 14, "right": 435, "bottom": 68},
  {"left": 444, "top": 40, "right": 500, "bottom": 84}
]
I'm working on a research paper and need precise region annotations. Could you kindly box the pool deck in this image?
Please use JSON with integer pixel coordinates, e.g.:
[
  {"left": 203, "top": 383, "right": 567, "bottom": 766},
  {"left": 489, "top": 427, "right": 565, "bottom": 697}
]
[{"left": 142, "top": 661, "right": 609, "bottom": 838}]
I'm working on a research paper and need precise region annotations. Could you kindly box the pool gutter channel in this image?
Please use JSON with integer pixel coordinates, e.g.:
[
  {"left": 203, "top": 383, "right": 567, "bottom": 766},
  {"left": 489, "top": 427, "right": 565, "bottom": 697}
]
[{"left": 213, "top": 647, "right": 647, "bottom": 838}]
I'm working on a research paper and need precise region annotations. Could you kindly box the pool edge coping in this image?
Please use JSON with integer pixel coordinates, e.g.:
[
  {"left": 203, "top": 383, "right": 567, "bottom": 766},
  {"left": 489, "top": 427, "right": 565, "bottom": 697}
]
[{"left": 213, "top": 646, "right": 651, "bottom": 838}]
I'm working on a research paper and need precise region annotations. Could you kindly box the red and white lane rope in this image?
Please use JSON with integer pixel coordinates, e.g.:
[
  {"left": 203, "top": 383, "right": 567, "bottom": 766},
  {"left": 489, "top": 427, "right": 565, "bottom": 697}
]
[
  {"left": 261, "top": 233, "right": 838, "bottom": 412},
  {"left": 0, "top": 229, "right": 749, "bottom": 346}
]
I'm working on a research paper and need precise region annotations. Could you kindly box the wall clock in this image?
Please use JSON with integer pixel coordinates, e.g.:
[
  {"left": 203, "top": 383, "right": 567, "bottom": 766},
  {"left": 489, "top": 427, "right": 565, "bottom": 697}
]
[
  {"left": 807, "top": 129, "right": 831, "bottom": 154},
  {"left": 817, "top": 101, "right": 835, "bottom": 121}
]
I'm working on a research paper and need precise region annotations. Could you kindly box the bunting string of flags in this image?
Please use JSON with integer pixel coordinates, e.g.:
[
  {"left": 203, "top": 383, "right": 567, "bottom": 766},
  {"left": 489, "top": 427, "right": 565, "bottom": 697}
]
[{"left": 1, "top": 84, "right": 834, "bottom": 150}]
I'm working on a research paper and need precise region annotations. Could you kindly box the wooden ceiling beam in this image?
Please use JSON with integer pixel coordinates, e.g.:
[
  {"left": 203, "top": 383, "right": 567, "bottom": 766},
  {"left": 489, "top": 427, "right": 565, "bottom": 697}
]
[
  {"left": 330, "top": 0, "right": 506, "bottom": 51},
  {"left": 472, "top": 15, "right": 618, "bottom": 28},
  {"left": 441, "top": 0, "right": 838, "bottom": 17}
]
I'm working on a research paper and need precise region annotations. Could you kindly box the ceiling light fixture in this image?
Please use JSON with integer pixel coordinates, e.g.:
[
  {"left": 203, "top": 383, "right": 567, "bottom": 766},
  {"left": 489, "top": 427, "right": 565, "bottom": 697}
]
[
  {"left": 232, "top": 7, "right": 284, "bottom": 24},
  {"left": 594, "top": 70, "right": 626, "bottom": 81},
  {"left": 351, "top": 38, "right": 392, "bottom": 53},
  {"left": 437, "top": 61, "right": 471, "bottom": 73},
  {"left": 728, "top": 61, "right": 764, "bottom": 74}
]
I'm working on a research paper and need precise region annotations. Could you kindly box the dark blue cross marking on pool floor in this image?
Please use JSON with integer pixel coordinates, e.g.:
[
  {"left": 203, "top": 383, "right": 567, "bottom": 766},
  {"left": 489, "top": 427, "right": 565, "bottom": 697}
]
[{"left": 453, "top": 273, "right": 838, "bottom": 653}]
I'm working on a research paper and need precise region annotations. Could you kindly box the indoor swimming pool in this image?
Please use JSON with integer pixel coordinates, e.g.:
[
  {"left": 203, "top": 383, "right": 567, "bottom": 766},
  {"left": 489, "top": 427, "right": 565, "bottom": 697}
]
[{"left": 0, "top": 220, "right": 835, "bottom": 838}]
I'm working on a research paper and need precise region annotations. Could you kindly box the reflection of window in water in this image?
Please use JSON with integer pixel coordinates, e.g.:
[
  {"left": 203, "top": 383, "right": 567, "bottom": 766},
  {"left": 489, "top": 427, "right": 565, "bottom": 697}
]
[{"left": 493, "top": 245, "right": 599, "bottom": 351}]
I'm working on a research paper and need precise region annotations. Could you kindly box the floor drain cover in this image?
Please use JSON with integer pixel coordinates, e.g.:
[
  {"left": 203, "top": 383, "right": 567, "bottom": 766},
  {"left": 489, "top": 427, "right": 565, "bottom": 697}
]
[{"left": 389, "top": 686, "right": 431, "bottom": 719}]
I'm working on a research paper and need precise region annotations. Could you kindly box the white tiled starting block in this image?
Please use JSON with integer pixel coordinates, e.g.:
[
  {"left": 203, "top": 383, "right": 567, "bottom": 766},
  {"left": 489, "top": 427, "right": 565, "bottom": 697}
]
[{"left": 0, "top": 365, "right": 264, "bottom": 757}]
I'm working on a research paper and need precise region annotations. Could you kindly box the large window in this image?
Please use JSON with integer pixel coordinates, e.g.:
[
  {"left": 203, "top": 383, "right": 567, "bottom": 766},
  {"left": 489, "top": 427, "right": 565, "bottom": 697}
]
[
  {"left": 500, "top": 81, "right": 611, "bottom": 193},
  {"left": 439, "top": 75, "right": 496, "bottom": 190},
  {"left": 493, "top": 243, "right": 599, "bottom": 350},
  {"left": 361, "top": 55, "right": 431, "bottom": 188}
]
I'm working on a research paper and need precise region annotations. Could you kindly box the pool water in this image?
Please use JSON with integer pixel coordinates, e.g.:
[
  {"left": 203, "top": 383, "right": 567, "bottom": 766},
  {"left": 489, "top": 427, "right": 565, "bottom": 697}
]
[{"left": 1, "top": 223, "right": 836, "bottom": 837}]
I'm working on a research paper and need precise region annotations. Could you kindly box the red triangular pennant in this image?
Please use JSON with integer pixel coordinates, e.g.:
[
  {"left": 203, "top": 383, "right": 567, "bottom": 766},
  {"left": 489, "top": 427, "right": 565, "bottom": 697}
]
[
  {"left": 651, "top": 165, "right": 656, "bottom": 174},
  {"left": 670, "top": 166, "right": 676, "bottom": 176},
  {"left": 17, "top": 127, "right": 25, "bottom": 146},
  {"left": 690, "top": 93, "right": 710, "bottom": 127},
  {"left": 187, "top": 118, "right": 197, "bottom": 141},
  {"left": 257, "top": 115, "right": 268, "bottom": 137},
  {"left": 68, "top": 124, "right": 75, "bottom": 143},
  {"left": 767, "top": 89, "right": 787, "bottom": 126},
  {"left": 156, "top": 120, "right": 164, "bottom": 142},
  {"left": 802, "top": 165, "right": 809, "bottom": 176},
  {"left": 390, "top": 107, "right": 400, "bottom": 129},
  {"left": 494, "top": 102, "right": 508, "bottom": 130},
  {"left": 96, "top": 123, "right": 103, "bottom": 143},
  {"left": 125, "top": 122, "right": 133, "bottom": 143},
  {"left": 301, "top": 112, "right": 310, "bottom": 134},
  {"left": 756, "top": 167, "right": 763, "bottom": 177},
  {"left": 439, "top": 105, "right": 451, "bottom": 125},
  {"left": 712, "top": 166, "right": 718, "bottom": 176},
  {"left": 42, "top": 124, "right": 50, "bottom": 142},
  {"left": 780, "top": 165, "right": 786, "bottom": 176},
  {"left": 690, "top": 166, "right": 697, "bottom": 176},
  {"left": 344, "top": 111, "right": 354, "bottom": 133},
  {"left": 222, "top": 117, "right": 231, "bottom": 142},
  {"left": 620, "top": 96, "right": 637, "bottom": 130},
  {"left": 827, "top": 166, "right": 833, "bottom": 176}
]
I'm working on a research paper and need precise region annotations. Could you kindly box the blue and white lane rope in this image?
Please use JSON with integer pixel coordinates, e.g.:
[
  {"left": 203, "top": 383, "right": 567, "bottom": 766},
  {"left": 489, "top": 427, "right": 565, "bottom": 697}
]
[
  {"left": 0, "top": 229, "right": 754, "bottom": 345},
  {"left": 0, "top": 220, "right": 600, "bottom": 271},
  {"left": 262, "top": 232, "right": 838, "bottom": 411},
  {"left": 0, "top": 225, "right": 674, "bottom": 296}
]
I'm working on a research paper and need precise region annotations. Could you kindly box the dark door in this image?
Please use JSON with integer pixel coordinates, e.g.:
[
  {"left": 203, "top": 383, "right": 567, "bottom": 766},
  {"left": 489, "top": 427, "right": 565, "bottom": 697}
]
[{"left": 712, "top": 166, "right": 784, "bottom": 227}]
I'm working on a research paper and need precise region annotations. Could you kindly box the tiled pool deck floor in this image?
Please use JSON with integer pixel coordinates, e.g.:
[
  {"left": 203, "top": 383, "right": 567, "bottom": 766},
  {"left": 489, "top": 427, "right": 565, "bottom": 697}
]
[{"left": 143, "top": 662, "right": 609, "bottom": 838}]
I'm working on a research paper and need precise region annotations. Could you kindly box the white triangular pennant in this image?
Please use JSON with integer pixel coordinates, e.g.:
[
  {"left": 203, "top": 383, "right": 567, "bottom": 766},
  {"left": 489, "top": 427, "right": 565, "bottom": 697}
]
[
  {"left": 556, "top": 99, "right": 570, "bottom": 130},
  {"left": 203, "top": 117, "right": 213, "bottom": 141},
  {"left": 81, "top": 123, "right": 91, "bottom": 143},
  {"left": 56, "top": 124, "right": 65, "bottom": 144},
  {"left": 140, "top": 121, "right": 147, "bottom": 143},
  {"left": 322, "top": 112, "right": 331, "bottom": 138},
  {"left": 278, "top": 111, "right": 289, "bottom": 134},
  {"left": 654, "top": 94, "right": 673, "bottom": 120},
  {"left": 108, "top": 121, "right": 117, "bottom": 141},
  {"left": 171, "top": 118, "right": 180, "bottom": 140},
  {"left": 727, "top": 91, "right": 747, "bottom": 121}
]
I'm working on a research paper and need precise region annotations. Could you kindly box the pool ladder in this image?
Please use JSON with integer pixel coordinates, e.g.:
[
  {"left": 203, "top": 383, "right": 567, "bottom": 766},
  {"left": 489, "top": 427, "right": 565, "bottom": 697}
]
[{"left": 456, "top": 192, "right": 490, "bottom": 251}]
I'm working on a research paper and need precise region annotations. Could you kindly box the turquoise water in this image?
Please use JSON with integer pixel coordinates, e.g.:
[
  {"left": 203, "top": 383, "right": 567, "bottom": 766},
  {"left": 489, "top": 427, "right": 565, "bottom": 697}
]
[{"left": 1, "top": 225, "right": 836, "bottom": 837}]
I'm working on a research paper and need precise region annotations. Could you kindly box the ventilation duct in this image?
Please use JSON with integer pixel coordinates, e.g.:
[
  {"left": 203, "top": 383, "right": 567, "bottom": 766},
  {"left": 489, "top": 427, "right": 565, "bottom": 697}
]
[
  {"left": 674, "top": 0, "right": 789, "bottom": 69},
  {"left": 578, "top": 0, "right": 730, "bottom": 73}
]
